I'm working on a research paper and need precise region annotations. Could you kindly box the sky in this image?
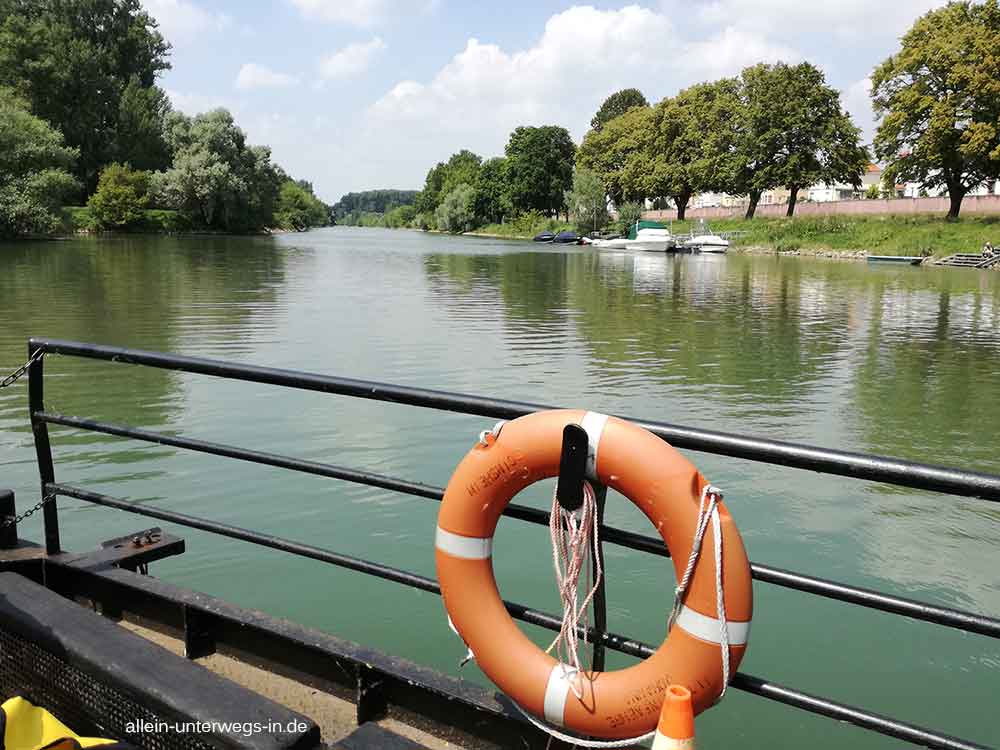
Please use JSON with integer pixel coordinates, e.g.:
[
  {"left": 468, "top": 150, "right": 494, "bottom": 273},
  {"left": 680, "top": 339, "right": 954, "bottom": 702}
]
[{"left": 143, "top": 0, "right": 948, "bottom": 204}]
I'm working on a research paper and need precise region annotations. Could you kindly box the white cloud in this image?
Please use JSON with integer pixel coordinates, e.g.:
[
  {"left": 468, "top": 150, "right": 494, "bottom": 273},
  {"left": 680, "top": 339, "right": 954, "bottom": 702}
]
[
  {"left": 319, "top": 37, "right": 387, "bottom": 79},
  {"left": 165, "top": 88, "right": 236, "bottom": 115},
  {"left": 143, "top": 0, "right": 230, "bottom": 44},
  {"left": 843, "top": 77, "right": 876, "bottom": 144},
  {"left": 235, "top": 63, "right": 300, "bottom": 91},
  {"left": 370, "top": 6, "right": 795, "bottom": 142},
  {"left": 288, "top": 0, "right": 387, "bottom": 26},
  {"left": 695, "top": 0, "right": 941, "bottom": 38}
]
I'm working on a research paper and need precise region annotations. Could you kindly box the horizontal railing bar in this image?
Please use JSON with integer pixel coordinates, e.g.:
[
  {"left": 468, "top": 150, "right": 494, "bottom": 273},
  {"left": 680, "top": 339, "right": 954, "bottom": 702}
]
[
  {"left": 36, "top": 412, "right": 1000, "bottom": 640},
  {"left": 43, "top": 481, "right": 991, "bottom": 750},
  {"left": 29, "top": 338, "right": 1000, "bottom": 502}
]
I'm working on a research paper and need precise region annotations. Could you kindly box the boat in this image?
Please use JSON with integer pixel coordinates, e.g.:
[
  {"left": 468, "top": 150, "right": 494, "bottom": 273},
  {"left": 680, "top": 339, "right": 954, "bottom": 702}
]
[
  {"left": 625, "top": 227, "right": 677, "bottom": 252},
  {"left": 681, "top": 220, "right": 730, "bottom": 253},
  {"left": 867, "top": 255, "right": 923, "bottom": 265},
  {"left": 591, "top": 235, "right": 630, "bottom": 249},
  {"left": 552, "top": 230, "right": 580, "bottom": 244},
  {"left": 532, "top": 231, "right": 555, "bottom": 242}
]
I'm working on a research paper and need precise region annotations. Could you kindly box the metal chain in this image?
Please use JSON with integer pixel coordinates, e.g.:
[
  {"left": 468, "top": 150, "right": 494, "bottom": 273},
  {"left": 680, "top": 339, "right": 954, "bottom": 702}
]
[
  {"left": 0, "top": 349, "right": 49, "bottom": 529},
  {"left": 0, "top": 348, "right": 44, "bottom": 389},
  {"left": 1, "top": 492, "right": 55, "bottom": 529}
]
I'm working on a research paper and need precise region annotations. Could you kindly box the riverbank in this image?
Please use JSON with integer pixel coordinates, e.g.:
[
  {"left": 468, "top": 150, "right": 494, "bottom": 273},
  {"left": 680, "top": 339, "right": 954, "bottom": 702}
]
[
  {"left": 675, "top": 214, "right": 997, "bottom": 256},
  {"left": 467, "top": 214, "right": 998, "bottom": 257}
]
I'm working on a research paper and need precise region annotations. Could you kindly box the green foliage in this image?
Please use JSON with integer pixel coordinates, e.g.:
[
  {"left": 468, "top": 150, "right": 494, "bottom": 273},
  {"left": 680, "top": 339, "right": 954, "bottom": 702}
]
[
  {"left": 591, "top": 88, "right": 648, "bottom": 131},
  {"left": 477, "top": 211, "right": 571, "bottom": 239},
  {"left": 414, "top": 150, "right": 482, "bottom": 215},
  {"left": 114, "top": 77, "right": 172, "bottom": 171},
  {"left": 332, "top": 189, "right": 418, "bottom": 223},
  {"left": 504, "top": 125, "right": 576, "bottom": 216},
  {"left": 865, "top": 184, "right": 881, "bottom": 200},
  {"left": 726, "top": 62, "right": 868, "bottom": 218},
  {"left": 384, "top": 204, "right": 417, "bottom": 228},
  {"left": 567, "top": 167, "right": 608, "bottom": 234},
  {"left": 274, "top": 180, "right": 328, "bottom": 231},
  {"left": 616, "top": 201, "right": 643, "bottom": 234},
  {"left": 577, "top": 106, "right": 652, "bottom": 207},
  {"left": 151, "top": 109, "right": 281, "bottom": 233},
  {"left": 434, "top": 183, "right": 476, "bottom": 233},
  {"left": 87, "top": 163, "right": 150, "bottom": 229},
  {"left": 0, "top": 88, "right": 79, "bottom": 237},
  {"left": 872, "top": 0, "right": 1000, "bottom": 218},
  {"left": 473, "top": 157, "right": 510, "bottom": 225},
  {"left": 0, "top": 0, "right": 171, "bottom": 193}
]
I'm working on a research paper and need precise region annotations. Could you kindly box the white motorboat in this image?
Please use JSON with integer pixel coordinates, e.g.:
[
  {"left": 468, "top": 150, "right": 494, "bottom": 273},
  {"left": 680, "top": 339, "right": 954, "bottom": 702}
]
[
  {"left": 681, "top": 220, "right": 729, "bottom": 253},
  {"left": 625, "top": 227, "right": 677, "bottom": 252},
  {"left": 683, "top": 234, "right": 729, "bottom": 253},
  {"left": 591, "top": 236, "right": 631, "bottom": 249}
]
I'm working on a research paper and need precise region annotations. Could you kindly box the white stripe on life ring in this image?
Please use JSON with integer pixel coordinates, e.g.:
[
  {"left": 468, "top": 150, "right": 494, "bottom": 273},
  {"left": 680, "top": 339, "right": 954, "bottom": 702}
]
[
  {"left": 435, "top": 527, "right": 492, "bottom": 559},
  {"left": 543, "top": 663, "right": 578, "bottom": 726},
  {"left": 580, "top": 411, "right": 609, "bottom": 480},
  {"left": 675, "top": 605, "right": 751, "bottom": 646}
]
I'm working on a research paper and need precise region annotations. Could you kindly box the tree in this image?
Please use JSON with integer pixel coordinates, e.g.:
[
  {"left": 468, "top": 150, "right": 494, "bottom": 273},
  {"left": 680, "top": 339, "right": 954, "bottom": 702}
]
[
  {"left": 722, "top": 63, "right": 866, "bottom": 219},
  {"left": 473, "top": 157, "right": 510, "bottom": 225},
  {"left": 274, "top": 179, "right": 328, "bottom": 231},
  {"left": 435, "top": 183, "right": 476, "bottom": 233},
  {"left": 0, "top": 88, "right": 78, "bottom": 237},
  {"left": 415, "top": 150, "right": 481, "bottom": 214},
  {"left": 567, "top": 167, "right": 608, "bottom": 234},
  {"left": 591, "top": 88, "right": 648, "bottom": 131},
  {"left": 637, "top": 84, "right": 740, "bottom": 221},
  {"left": 113, "top": 77, "right": 172, "bottom": 172},
  {"left": 152, "top": 109, "right": 280, "bottom": 232},
  {"left": 577, "top": 106, "right": 653, "bottom": 207},
  {"left": 87, "top": 163, "right": 149, "bottom": 228},
  {"left": 505, "top": 125, "right": 576, "bottom": 216},
  {"left": 872, "top": 0, "right": 1000, "bottom": 219},
  {"left": 0, "top": 0, "right": 171, "bottom": 193}
]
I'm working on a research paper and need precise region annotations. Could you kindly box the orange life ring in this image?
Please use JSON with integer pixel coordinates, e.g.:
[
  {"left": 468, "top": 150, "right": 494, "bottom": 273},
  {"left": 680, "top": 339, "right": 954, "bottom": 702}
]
[{"left": 435, "top": 409, "right": 753, "bottom": 739}]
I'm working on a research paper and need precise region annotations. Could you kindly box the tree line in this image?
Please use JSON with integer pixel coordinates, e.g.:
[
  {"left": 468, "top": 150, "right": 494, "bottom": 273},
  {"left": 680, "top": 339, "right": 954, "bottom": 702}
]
[
  {"left": 334, "top": 126, "right": 578, "bottom": 234},
  {"left": 346, "top": 0, "right": 1000, "bottom": 231},
  {"left": 0, "top": 0, "right": 328, "bottom": 238}
]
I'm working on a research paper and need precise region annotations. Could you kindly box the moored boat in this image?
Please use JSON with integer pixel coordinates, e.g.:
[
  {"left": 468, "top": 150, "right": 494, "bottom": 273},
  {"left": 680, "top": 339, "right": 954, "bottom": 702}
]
[
  {"left": 625, "top": 227, "right": 677, "bottom": 252},
  {"left": 552, "top": 230, "right": 580, "bottom": 244},
  {"left": 867, "top": 255, "right": 923, "bottom": 265},
  {"left": 532, "top": 231, "right": 555, "bottom": 242},
  {"left": 681, "top": 220, "right": 730, "bottom": 253}
]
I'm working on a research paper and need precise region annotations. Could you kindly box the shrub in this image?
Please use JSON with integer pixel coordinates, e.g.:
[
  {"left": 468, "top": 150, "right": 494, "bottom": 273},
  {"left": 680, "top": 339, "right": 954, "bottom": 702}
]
[
  {"left": 87, "top": 163, "right": 150, "bottom": 229},
  {"left": 435, "top": 183, "right": 477, "bottom": 233}
]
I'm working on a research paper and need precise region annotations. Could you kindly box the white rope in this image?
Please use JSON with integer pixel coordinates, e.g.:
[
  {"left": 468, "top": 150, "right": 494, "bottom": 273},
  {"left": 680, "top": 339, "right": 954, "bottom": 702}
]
[
  {"left": 667, "top": 484, "right": 730, "bottom": 701},
  {"left": 545, "top": 480, "right": 601, "bottom": 696},
  {"left": 478, "top": 420, "right": 507, "bottom": 446}
]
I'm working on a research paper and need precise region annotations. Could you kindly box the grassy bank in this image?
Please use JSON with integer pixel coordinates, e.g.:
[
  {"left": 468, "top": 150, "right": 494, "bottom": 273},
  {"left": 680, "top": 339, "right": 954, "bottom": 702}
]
[{"left": 667, "top": 214, "right": 999, "bottom": 256}]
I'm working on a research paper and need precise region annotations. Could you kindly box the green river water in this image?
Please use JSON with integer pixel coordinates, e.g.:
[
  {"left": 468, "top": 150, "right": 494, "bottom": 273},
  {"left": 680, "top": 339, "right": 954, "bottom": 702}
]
[{"left": 0, "top": 227, "right": 997, "bottom": 748}]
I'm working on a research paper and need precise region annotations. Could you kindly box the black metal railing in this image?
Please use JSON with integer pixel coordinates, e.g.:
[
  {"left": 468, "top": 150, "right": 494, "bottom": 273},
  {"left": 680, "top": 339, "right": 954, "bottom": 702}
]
[{"left": 22, "top": 338, "right": 1000, "bottom": 750}]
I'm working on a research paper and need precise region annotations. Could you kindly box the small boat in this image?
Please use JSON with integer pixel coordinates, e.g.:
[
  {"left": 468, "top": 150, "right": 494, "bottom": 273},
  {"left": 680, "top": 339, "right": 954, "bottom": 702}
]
[
  {"left": 681, "top": 220, "right": 730, "bottom": 253},
  {"left": 592, "top": 236, "right": 630, "bottom": 250},
  {"left": 625, "top": 228, "right": 677, "bottom": 253},
  {"left": 866, "top": 255, "right": 923, "bottom": 266},
  {"left": 532, "top": 231, "right": 555, "bottom": 242},
  {"left": 552, "top": 230, "right": 580, "bottom": 244}
]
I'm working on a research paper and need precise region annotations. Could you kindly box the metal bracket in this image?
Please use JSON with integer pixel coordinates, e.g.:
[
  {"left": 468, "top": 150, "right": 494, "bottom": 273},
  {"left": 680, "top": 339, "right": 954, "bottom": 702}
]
[
  {"left": 356, "top": 664, "right": 388, "bottom": 725},
  {"left": 55, "top": 527, "right": 185, "bottom": 571},
  {"left": 555, "top": 424, "right": 588, "bottom": 512}
]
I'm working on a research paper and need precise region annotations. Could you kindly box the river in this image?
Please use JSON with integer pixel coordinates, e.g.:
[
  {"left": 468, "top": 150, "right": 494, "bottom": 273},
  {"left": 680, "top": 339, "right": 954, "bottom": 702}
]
[{"left": 0, "top": 228, "right": 997, "bottom": 748}]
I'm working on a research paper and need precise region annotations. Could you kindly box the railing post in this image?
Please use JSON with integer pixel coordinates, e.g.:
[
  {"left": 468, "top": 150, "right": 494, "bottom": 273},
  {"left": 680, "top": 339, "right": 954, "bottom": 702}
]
[
  {"left": 591, "top": 483, "right": 608, "bottom": 672},
  {"left": 27, "top": 341, "right": 59, "bottom": 554},
  {"left": 0, "top": 490, "right": 16, "bottom": 549}
]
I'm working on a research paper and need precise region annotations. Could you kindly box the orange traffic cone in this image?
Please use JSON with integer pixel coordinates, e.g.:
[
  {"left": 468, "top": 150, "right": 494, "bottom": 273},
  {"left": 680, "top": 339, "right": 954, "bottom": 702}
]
[{"left": 652, "top": 684, "right": 695, "bottom": 749}]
